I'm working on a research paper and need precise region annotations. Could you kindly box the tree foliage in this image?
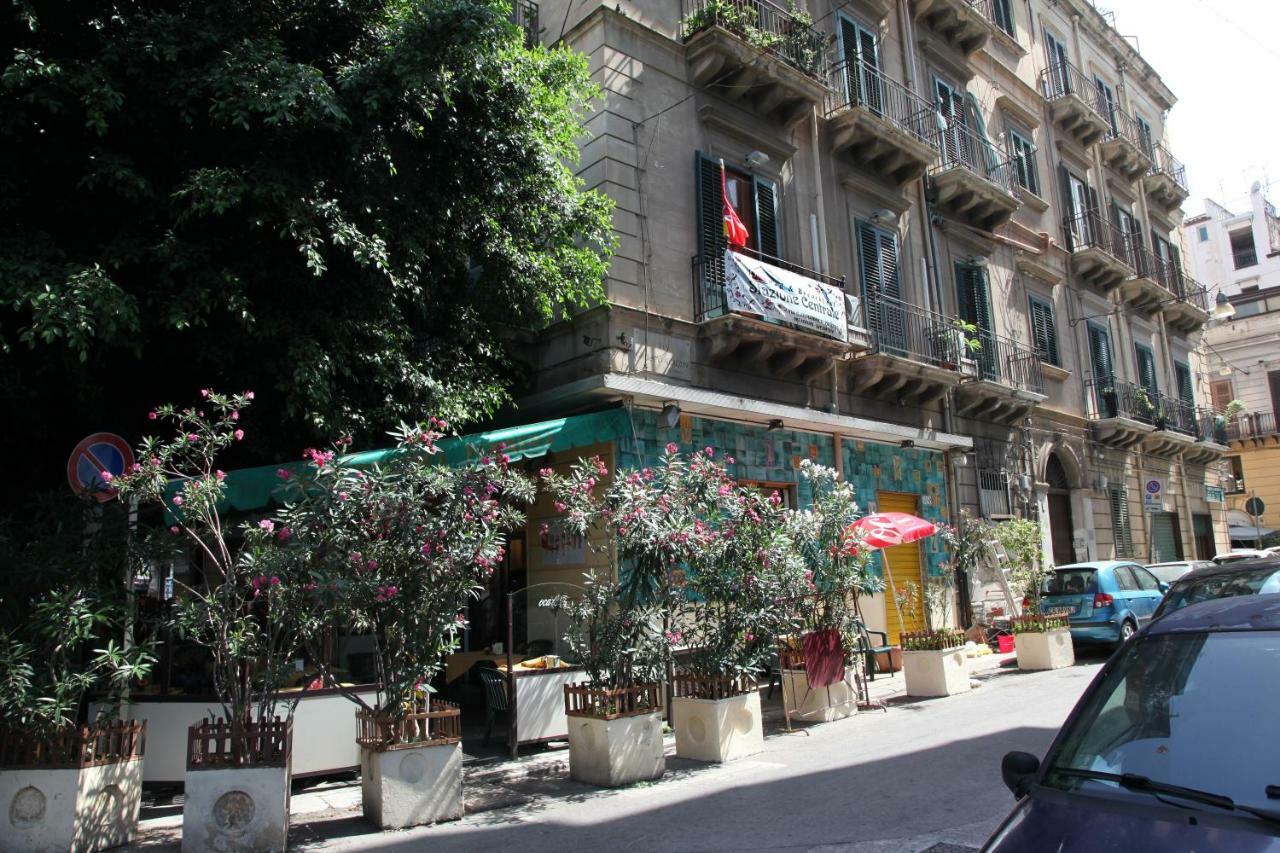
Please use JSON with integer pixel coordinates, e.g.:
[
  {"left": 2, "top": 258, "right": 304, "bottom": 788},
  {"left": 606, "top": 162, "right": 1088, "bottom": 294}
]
[{"left": 0, "top": 0, "right": 613, "bottom": 487}]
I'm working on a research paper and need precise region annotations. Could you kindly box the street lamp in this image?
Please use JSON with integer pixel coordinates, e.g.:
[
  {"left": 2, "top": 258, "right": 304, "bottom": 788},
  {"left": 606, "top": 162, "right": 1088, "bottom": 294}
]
[{"left": 1212, "top": 292, "right": 1236, "bottom": 321}]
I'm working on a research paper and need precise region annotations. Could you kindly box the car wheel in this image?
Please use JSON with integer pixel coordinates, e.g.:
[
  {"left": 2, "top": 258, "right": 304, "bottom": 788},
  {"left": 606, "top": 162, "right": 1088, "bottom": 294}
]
[{"left": 1118, "top": 619, "right": 1136, "bottom": 645}]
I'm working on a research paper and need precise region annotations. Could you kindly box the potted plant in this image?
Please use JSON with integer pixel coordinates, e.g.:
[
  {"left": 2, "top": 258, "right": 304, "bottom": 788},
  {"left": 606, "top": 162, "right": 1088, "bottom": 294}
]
[
  {"left": 561, "top": 572, "right": 665, "bottom": 787},
  {"left": 0, "top": 496, "right": 154, "bottom": 853},
  {"left": 779, "top": 461, "right": 884, "bottom": 722},
  {"left": 268, "top": 420, "right": 534, "bottom": 829},
  {"left": 115, "top": 391, "right": 305, "bottom": 853},
  {"left": 900, "top": 628, "right": 970, "bottom": 697},
  {"left": 1011, "top": 610, "right": 1074, "bottom": 671}
]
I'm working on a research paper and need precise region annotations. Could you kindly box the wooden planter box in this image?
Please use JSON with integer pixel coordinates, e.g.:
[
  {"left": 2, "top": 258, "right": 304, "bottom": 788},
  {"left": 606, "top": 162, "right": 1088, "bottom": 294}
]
[
  {"left": 565, "top": 684, "right": 664, "bottom": 787},
  {"left": 182, "top": 717, "right": 292, "bottom": 853},
  {"left": 1016, "top": 628, "right": 1075, "bottom": 671},
  {"left": 671, "top": 675, "right": 762, "bottom": 763},
  {"left": 902, "top": 647, "right": 970, "bottom": 697},
  {"left": 355, "top": 700, "right": 463, "bottom": 830},
  {"left": 0, "top": 720, "right": 145, "bottom": 853}
]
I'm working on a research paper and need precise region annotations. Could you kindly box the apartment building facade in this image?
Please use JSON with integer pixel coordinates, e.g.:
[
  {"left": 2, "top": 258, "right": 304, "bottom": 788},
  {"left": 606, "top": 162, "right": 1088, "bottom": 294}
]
[
  {"left": 1185, "top": 184, "right": 1280, "bottom": 546},
  {"left": 510, "top": 0, "right": 1229, "bottom": 635}
]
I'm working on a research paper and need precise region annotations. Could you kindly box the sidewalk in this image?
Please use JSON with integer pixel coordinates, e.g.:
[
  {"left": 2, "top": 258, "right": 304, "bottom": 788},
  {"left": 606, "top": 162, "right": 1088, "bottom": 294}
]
[{"left": 126, "top": 650, "right": 1020, "bottom": 851}]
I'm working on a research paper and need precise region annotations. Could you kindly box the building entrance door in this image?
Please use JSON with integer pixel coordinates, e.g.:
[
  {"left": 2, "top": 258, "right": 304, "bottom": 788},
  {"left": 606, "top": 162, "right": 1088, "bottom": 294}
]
[
  {"left": 1150, "top": 512, "right": 1183, "bottom": 563},
  {"left": 1046, "top": 453, "right": 1075, "bottom": 565},
  {"left": 1193, "top": 513, "right": 1214, "bottom": 560},
  {"left": 877, "top": 491, "right": 926, "bottom": 643}
]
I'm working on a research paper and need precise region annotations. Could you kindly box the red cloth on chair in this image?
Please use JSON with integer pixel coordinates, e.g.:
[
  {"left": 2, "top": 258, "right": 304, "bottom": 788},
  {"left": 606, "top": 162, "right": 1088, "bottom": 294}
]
[{"left": 802, "top": 629, "right": 845, "bottom": 688}]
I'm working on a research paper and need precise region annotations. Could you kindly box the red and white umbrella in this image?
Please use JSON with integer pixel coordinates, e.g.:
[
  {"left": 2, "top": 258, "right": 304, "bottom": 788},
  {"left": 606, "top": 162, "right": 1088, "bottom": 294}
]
[{"left": 847, "top": 512, "right": 939, "bottom": 550}]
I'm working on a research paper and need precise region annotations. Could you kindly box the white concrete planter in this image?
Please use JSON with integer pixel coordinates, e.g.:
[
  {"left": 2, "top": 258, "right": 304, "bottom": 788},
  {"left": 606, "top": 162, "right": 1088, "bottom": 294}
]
[
  {"left": 672, "top": 691, "right": 763, "bottom": 763},
  {"left": 359, "top": 741, "right": 463, "bottom": 830},
  {"left": 0, "top": 758, "right": 143, "bottom": 853},
  {"left": 780, "top": 667, "right": 858, "bottom": 722},
  {"left": 182, "top": 764, "right": 290, "bottom": 853},
  {"left": 1016, "top": 628, "right": 1075, "bottom": 671},
  {"left": 567, "top": 711, "right": 665, "bottom": 787},
  {"left": 902, "top": 647, "right": 970, "bottom": 697}
]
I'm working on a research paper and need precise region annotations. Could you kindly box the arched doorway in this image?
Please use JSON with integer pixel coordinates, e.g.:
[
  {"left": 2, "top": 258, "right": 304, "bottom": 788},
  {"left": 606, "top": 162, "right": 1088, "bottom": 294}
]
[{"left": 1046, "top": 453, "right": 1075, "bottom": 565}]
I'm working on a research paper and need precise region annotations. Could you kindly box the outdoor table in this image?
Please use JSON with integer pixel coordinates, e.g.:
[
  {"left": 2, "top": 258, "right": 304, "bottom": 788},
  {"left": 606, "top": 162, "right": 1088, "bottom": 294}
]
[{"left": 495, "top": 660, "right": 587, "bottom": 758}]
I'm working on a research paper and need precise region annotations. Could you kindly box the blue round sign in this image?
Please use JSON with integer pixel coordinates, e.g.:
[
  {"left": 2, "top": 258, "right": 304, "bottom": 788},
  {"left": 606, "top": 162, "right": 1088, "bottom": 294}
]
[{"left": 67, "top": 433, "right": 134, "bottom": 502}]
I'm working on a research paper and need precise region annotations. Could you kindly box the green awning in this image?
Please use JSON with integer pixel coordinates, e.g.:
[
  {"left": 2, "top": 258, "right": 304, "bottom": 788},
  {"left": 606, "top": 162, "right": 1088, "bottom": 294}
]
[{"left": 164, "top": 409, "right": 629, "bottom": 516}]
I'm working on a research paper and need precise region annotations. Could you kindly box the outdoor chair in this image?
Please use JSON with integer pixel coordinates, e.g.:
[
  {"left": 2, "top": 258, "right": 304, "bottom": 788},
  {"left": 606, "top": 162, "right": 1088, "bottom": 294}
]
[
  {"left": 477, "top": 664, "right": 510, "bottom": 746},
  {"left": 764, "top": 650, "right": 782, "bottom": 699},
  {"left": 853, "top": 621, "right": 893, "bottom": 681}
]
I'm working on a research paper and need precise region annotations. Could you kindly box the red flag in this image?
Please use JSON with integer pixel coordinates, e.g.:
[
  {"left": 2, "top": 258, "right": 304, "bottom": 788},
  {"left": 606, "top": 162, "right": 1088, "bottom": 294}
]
[{"left": 720, "top": 160, "right": 749, "bottom": 249}]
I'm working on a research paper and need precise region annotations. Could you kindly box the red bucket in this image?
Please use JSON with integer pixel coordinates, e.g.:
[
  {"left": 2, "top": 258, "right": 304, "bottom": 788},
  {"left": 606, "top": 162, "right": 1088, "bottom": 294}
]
[{"left": 997, "top": 634, "right": 1015, "bottom": 654}]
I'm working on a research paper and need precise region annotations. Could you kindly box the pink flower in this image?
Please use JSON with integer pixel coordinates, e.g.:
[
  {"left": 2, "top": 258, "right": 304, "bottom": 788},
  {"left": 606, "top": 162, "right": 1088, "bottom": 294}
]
[
  {"left": 269, "top": 575, "right": 280, "bottom": 586},
  {"left": 234, "top": 429, "right": 244, "bottom": 441},
  {"left": 665, "top": 442, "right": 678, "bottom": 454},
  {"left": 172, "top": 495, "right": 183, "bottom": 506},
  {"left": 718, "top": 484, "right": 731, "bottom": 496},
  {"left": 148, "top": 411, "right": 158, "bottom": 420},
  {"left": 187, "top": 433, "right": 199, "bottom": 444},
  {"left": 539, "top": 523, "right": 550, "bottom": 535},
  {"left": 338, "top": 491, "right": 349, "bottom": 501},
  {"left": 538, "top": 467, "right": 553, "bottom": 478},
  {"left": 726, "top": 456, "right": 735, "bottom": 465},
  {"left": 259, "top": 519, "right": 275, "bottom": 534},
  {"left": 130, "top": 463, "right": 141, "bottom": 473},
  {"left": 100, "top": 470, "right": 114, "bottom": 483},
  {"left": 367, "top": 559, "right": 377, "bottom": 570},
  {"left": 704, "top": 446, "right": 714, "bottom": 457},
  {"left": 230, "top": 411, "right": 240, "bottom": 421},
  {"left": 215, "top": 470, "right": 226, "bottom": 481},
  {"left": 554, "top": 501, "right": 566, "bottom": 513},
  {"left": 245, "top": 391, "right": 255, "bottom": 400},
  {"left": 200, "top": 389, "right": 210, "bottom": 398},
  {"left": 169, "top": 525, "right": 180, "bottom": 535},
  {"left": 277, "top": 468, "right": 293, "bottom": 481},
  {"left": 276, "top": 527, "right": 292, "bottom": 542}
]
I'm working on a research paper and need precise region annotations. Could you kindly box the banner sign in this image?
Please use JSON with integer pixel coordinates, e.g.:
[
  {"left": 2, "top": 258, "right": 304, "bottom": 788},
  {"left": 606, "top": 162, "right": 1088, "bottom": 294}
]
[
  {"left": 1205, "top": 485, "right": 1225, "bottom": 504},
  {"left": 1143, "top": 478, "right": 1164, "bottom": 513},
  {"left": 724, "top": 250, "right": 847, "bottom": 342}
]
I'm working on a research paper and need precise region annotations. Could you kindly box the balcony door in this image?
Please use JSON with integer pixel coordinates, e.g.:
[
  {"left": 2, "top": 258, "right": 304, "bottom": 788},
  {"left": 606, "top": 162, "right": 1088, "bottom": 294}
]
[
  {"left": 857, "top": 221, "right": 904, "bottom": 353},
  {"left": 1135, "top": 113, "right": 1154, "bottom": 157},
  {"left": 1044, "top": 30, "right": 1070, "bottom": 95},
  {"left": 956, "top": 262, "right": 995, "bottom": 380},
  {"left": 838, "top": 14, "right": 881, "bottom": 114},
  {"left": 935, "top": 77, "right": 966, "bottom": 165},
  {"left": 1094, "top": 75, "right": 1117, "bottom": 135},
  {"left": 1060, "top": 166, "right": 1098, "bottom": 248},
  {"left": 1088, "top": 321, "right": 1115, "bottom": 416},
  {"left": 695, "top": 153, "right": 780, "bottom": 316}
]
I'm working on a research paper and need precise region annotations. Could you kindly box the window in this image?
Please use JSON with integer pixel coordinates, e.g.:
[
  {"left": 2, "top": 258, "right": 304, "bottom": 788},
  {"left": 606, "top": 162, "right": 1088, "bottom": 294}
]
[
  {"left": 1028, "top": 295, "right": 1059, "bottom": 366},
  {"left": 1087, "top": 321, "right": 1114, "bottom": 386},
  {"left": 1109, "top": 486, "right": 1133, "bottom": 557},
  {"left": 1134, "top": 113, "right": 1153, "bottom": 156},
  {"left": 1132, "top": 566, "right": 1161, "bottom": 591},
  {"left": 1210, "top": 378, "right": 1234, "bottom": 412},
  {"left": 1043, "top": 30, "right": 1070, "bottom": 96},
  {"left": 992, "top": 0, "right": 1015, "bottom": 37},
  {"left": 1134, "top": 343, "right": 1158, "bottom": 396},
  {"left": 1094, "top": 76, "right": 1117, "bottom": 135},
  {"left": 1175, "top": 362, "right": 1194, "bottom": 406},
  {"left": 1230, "top": 228, "right": 1257, "bottom": 269},
  {"left": 837, "top": 14, "right": 880, "bottom": 109},
  {"left": 696, "top": 153, "right": 780, "bottom": 260},
  {"left": 1008, "top": 128, "right": 1039, "bottom": 195},
  {"left": 1227, "top": 456, "right": 1245, "bottom": 493},
  {"left": 1114, "top": 566, "right": 1139, "bottom": 592},
  {"left": 1197, "top": 225, "right": 1209, "bottom": 242},
  {"left": 856, "top": 220, "right": 903, "bottom": 347}
]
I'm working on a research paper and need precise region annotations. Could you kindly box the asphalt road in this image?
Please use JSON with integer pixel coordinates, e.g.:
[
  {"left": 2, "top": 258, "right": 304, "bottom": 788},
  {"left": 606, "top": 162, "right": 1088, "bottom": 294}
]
[{"left": 302, "top": 653, "right": 1107, "bottom": 853}]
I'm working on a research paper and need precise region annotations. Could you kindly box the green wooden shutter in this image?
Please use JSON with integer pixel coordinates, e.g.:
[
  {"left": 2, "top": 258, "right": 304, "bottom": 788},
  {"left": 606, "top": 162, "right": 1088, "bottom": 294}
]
[
  {"left": 1175, "top": 362, "right": 1194, "bottom": 405},
  {"left": 1088, "top": 322, "right": 1113, "bottom": 382},
  {"left": 1109, "top": 486, "right": 1133, "bottom": 558},
  {"left": 696, "top": 153, "right": 728, "bottom": 294},
  {"left": 1135, "top": 344, "right": 1158, "bottom": 395},
  {"left": 753, "top": 176, "right": 779, "bottom": 259},
  {"left": 1058, "top": 164, "right": 1075, "bottom": 251},
  {"left": 955, "top": 263, "right": 992, "bottom": 331},
  {"left": 1029, "top": 297, "right": 1059, "bottom": 366},
  {"left": 858, "top": 221, "right": 903, "bottom": 351}
]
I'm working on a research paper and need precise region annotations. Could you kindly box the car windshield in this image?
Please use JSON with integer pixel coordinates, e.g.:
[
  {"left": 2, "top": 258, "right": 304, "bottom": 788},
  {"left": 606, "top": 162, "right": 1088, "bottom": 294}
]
[
  {"left": 1043, "top": 631, "right": 1280, "bottom": 814},
  {"left": 1158, "top": 567, "right": 1280, "bottom": 616},
  {"left": 1043, "top": 569, "right": 1097, "bottom": 596}
]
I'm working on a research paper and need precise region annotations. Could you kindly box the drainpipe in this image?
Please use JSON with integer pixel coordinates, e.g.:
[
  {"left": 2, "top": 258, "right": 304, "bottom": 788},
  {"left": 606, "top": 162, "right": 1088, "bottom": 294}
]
[{"left": 810, "top": 105, "right": 829, "bottom": 274}]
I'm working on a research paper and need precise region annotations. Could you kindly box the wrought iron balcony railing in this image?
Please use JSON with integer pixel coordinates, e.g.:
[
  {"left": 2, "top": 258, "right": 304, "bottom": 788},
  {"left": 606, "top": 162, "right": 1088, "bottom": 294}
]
[
  {"left": 1104, "top": 107, "right": 1150, "bottom": 156},
  {"left": 1177, "top": 275, "right": 1210, "bottom": 312},
  {"left": 1197, "top": 408, "right": 1229, "bottom": 444},
  {"left": 1039, "top": 60, "right": 1109, "bottom": 121},
  {"left": 1224, "top": 411, "right": 1280, "bottom": 442},
  {"left": 936, "top": 121, "right": 1017, "bottom": 196},
  {"left": 1065, "top": 211, "right": 1133, "bottom": 266},
  {"left": 970, "top": 329, "right": 1046, "bottom": 395},
  {"left": 864, "top": 293, "right": 968, "bottom": 370},
  {"left": 681, "top": 0, "right": 828, "bottom": 79},
  {"left": 511, "top": 0, "right": 539, "bottom": 49},
  {"left": 1158, "top": 394, "right": 1198, "bottom": 436},
  {"left": 1148, "top": 142, "right": 1188, "bottom": 194},
  {"left": 1086, "top": 378, "right": 1158, "bottom": 425},
  {"left": 826, "top": 59, "right": 939, "bottom": 151},
  {"left": 691, "top": 249, "right": 853, "bottom": 327}
]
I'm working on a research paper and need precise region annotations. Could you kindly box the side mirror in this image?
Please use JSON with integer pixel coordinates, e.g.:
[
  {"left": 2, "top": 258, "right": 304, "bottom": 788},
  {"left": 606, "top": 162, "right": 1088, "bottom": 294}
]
[
  {"left": 1001, "top": 750, "right": 1040, "bottom": 799},
  {"left": 1158, "top": 581, "right": 1169, "bottom": 593}
]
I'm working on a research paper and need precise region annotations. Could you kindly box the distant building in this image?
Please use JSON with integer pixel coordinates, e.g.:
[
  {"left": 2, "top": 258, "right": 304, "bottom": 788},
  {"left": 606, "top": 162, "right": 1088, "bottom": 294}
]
[{"left": 1184, "top": 182, "right": 1280, "bottom": 301}]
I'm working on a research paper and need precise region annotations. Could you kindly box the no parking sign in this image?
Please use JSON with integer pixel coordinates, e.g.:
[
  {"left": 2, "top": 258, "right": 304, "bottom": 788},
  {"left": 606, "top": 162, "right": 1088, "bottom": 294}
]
[{"left": 67, "top": 432, "right": 134, "bottom": 502}]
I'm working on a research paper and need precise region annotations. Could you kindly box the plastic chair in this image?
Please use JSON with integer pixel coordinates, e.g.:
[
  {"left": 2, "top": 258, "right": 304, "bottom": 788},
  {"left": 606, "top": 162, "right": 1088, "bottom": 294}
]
[
  {"left": 477, "top": 666, "right": 510, "bottom": 746},
  {"left": 853, "top": 621, "right": 893, "bottom": 681}
]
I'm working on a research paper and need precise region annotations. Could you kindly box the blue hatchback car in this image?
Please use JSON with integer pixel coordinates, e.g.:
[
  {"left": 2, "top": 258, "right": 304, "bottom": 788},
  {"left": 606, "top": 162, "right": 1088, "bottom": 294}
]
[
  {"left": 984, "top": 595, "right": 1280, "bottom": 851},
  {"left": 1038, "top": 561, "right": 1167, "bottom": 646}
]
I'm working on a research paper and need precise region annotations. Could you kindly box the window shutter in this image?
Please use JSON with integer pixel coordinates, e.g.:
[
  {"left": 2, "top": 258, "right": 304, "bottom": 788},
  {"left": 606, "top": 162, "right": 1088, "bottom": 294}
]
[
  {"left": 956, "top": 263, "right": 992, "bottom": 332},
  {"left": 753, "top": 176, "right": 779, "bottom": 259},
  {"left": 1175, "top": 362, "right": 1194, "bottom": 405},
  {"left": 696, "top": 153, "right": 728, "bottom": 289},
  {"left": 1135, "top": 344, "right": 1158, "bottom": 395},
  {"left": 1109, "top": 486, "right": 1133, "bottom": 558},
  {"left": 1210, "top": 379, "right": 1234, "bottom": 412},
  {"left": 1058, "top": 164, "right": 1075, "bottom": 251},
  {"left": 1088, "top": 323, "right": 1113, "bottom": 382},
  {"left": 1030, "top": 298, "right": 1059, "bottom": 366}
]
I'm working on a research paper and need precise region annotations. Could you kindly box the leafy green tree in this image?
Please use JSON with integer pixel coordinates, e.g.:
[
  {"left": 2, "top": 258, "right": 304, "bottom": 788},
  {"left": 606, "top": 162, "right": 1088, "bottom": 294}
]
[{"left": 0, "top": 0, "right": 613, "bottom": 495}]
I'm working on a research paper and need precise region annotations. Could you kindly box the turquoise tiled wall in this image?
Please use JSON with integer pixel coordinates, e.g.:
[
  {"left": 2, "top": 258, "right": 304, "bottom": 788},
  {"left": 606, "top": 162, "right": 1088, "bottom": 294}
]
[{"left": 617, "top": 411, "right": 949, "bottom": 579}]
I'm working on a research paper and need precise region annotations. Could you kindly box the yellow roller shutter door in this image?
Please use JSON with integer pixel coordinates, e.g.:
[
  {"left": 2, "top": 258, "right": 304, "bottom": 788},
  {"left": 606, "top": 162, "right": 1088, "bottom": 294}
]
[{"left": 877, "top": 492, "right": 926, "bottom": 644}]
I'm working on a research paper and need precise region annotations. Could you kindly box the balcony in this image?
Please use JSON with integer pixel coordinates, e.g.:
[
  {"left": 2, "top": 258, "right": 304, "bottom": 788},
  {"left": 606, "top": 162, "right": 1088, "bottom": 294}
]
[
  {"left": 911, "top": 0, "right": 1001, "bottom": 58},
  {"left": 1144, "top": 393, "right": 1201, "bottom": 456},
  {"left": 1186, "top": 407, "right": 1230, "bottom": 464},
  {"left": 846, "top": 294, "right": 966, "bottom": 405},
  {"left": 825, "top": 60, "right": 939, "bottom": 186},
  {"left": 692, "top": 249, "right": 863, "bottom": 381},
  {"left": 930, "top": 123, "right": 1020, "bottom": 230},
  {"left": 1039, "top": 62, "right": 1111, "bottom": 147},
  {"left": 511, "top": 0, "right": 539, "bottom": 49},
  {"left": 1065, "top": 211, "right": 1133, "bottom": 290},
  {"left": 1085, "top": 379, "right": 1157, "bottom": 448},
  {"left": 1118, "top": 241, "right": 1173, "bottom": 312},
  {"left": 1224, "top": 411, "right": 1280, "bottom": 446},
  {"left": 1143, "top": 143, "right": 1189, "bottom": 212},
  {"left": 1162, "top": 270, "right": 1211, "bottom": 333},
  {"left": 1098, "top": 108, "right": 1153, "bottom": 180},
  {"left": 682, "top": 0, "right": 830, "bottom": 127},
  {"left": 952, "top": 330, "right": 1048, "bottom": 424}
]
